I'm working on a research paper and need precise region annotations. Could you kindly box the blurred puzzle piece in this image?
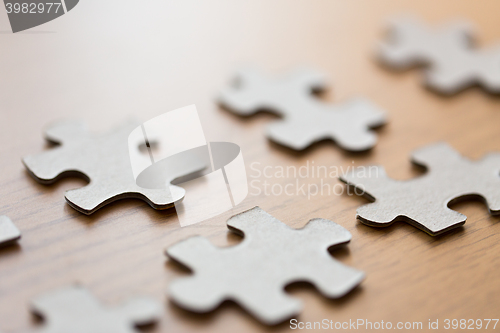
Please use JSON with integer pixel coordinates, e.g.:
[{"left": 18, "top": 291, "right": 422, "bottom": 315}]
[
  {"left": 23, "top": 120, "right": 205, "bottom": 215},
  {"left": 166, "top": 206, "right": 364, "bottom": 325},
  {"left": 378, "top": 16, "right": 500, "bottom": 94},
  {"left": 219, "top": 68, "right": 387, "bottom": 152},
  {"left": 31, "top": 286, "right": 161, "bottom": 333},
  {"left": 340, "top": 142, "right": 500, "bottom": 236},
  {"left": 0, "top": 215, "right": 21, "bottom": 247}
]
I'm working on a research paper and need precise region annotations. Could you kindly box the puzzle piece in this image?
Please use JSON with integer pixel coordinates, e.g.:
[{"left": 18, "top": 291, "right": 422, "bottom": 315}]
[
  {"left": 340, "top": 142, "right": 500, "bottom": 236},
  {"left": 0, "top": 215, "right": 21, "bottom": 247},
  {"left": 31, "top": 286, "right": 161, "bottom": 333},
  {"left": 23, "top": 120, "right": 205, "bottom": 214},
  {"left": 166, "top": 206, "right": 364, "bottom": 325},
  {"left": 378, "top": 16, "right": 500, "bottom": 94},
  {"left": 219, "top": 68, "right": 387, "bottom": 151}
]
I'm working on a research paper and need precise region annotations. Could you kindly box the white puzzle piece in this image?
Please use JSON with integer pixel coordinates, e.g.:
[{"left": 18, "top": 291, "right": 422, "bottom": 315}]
[
  {"left": 31, "top": 286, "right": 161, "bottom": 333},
  {"left": 23, "top": 120, "right": 205, "bottom": 215},
  {"left": 219, "top": 68, "right": 387, "bottom": 152},
  {"left": 166, "top": 206, "right": 365, "bottom": 325},
  {"left": 340, "top": 142, "right": 500, "bottom": 236},
  {"left": 378, "top": 16, "right": 500, "bottom": 94}
]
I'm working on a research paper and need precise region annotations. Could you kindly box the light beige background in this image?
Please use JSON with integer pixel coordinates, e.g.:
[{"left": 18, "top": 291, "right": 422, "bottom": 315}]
[{"left": 1, "top": 0, "right": 500, "bottom": 332}]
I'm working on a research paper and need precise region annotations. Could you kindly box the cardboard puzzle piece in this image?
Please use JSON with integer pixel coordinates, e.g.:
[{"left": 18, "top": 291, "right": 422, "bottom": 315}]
[
  {"left": 219, "top": 68, "right": 387, "bottom": 152},
  {"left": 166, "top": 206, "right": 364, "bottom": 325},
  {"left": 378, "top": 16, "right": 500, "bottom": 94},
  {"left": 23, "top": 120, "right": 205, "bottom": 215},
  {"left": 340, "top": 142, "right": 500, "bottom": 236},
  {"left": 0, "top": 215, "right": 21, "bottom": 247},
  {"left": 31, "top": 286, "right": 161, "bottom": 333}
]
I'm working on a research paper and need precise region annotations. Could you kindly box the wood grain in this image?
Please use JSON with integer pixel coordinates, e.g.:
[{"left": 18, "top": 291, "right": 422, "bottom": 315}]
[{"left": 1, "top": 1, "right": 500, "bottom": 332}]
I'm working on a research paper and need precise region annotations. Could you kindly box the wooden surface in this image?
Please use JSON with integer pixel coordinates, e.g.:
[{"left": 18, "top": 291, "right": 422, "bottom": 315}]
[{"left": 1, "top": 1, "right": 500, "bottom": 332}]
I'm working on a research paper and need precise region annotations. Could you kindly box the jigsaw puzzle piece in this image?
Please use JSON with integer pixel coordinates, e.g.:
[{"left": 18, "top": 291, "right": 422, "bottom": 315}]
[
  {"left": 379, "top": 16, "right": 500, "bottom": 94},
  {"left": 166, "top": 207, "right": 364, "bottom": 325},
  {"left": 341, "top": 142, "right": 500, "bottom": 235},
  {"left": 378, "top": 16, "right": 474, "bottom": 69},
  {"left": 0, "top": 216, "right": 21, "bottom": 247},
  {"left": 23, "top": 120, "right": 205, "bottom": 214},
  {"left": 31, "top": 286, "right": 161, "bottom": 333},
  {"left": 220, "top": 68, "right": 386, "bottom": 152}
]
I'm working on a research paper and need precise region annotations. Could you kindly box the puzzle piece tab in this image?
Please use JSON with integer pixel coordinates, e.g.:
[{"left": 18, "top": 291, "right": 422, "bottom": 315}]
[
  {"left": 31, "top": 286, "right": 161, "bottom": 333},
  {"left": 340, "top": 142, "right": 500, "bottom": 236},
  {"left": 23, "top": 120, "right": 205, "bottom": 214},
  {"left": 219, "top": 68, "right": 387, "bottom": 152},
  {"left": 0, "top": 215, "right": 21, "bottom": 247},
  {"left": 166, "top": 206, "right": 364, "bottom": 325},
  {"left": 378, "top": 16, "right": 500, "bottom": 94}
]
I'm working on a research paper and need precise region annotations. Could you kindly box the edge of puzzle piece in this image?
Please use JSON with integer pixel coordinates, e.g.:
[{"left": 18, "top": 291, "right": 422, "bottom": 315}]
[{"left": 0, "top": 215, "right": 21, "bottom": 247}]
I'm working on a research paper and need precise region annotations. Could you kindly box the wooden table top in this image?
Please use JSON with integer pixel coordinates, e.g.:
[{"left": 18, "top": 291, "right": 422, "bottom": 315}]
[{"left": 1, "top": 0, "right": 499, "bottom": 332}]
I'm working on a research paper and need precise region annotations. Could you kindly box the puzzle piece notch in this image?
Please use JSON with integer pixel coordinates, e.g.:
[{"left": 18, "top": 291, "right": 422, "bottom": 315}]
[
  {"left": 219, "top": 68, "right": 387, "bottom": 152},
  {"left": 23, "top": 120, "right": 205, "bottom": 215},
  {"left": 0, "top": 215, "right": 21, "bottom": 247},
  {"left": 340, "top": 142, "right": 500, "bottom": 236},
  {"left": 378, "top": 16, "right": 500, "bottom": 94},
  {"left": 31, "top": 286, "right": 161, "bottom": 333},
  {"left": 166, "top": 206, "right": 364, "bottom": 325}
]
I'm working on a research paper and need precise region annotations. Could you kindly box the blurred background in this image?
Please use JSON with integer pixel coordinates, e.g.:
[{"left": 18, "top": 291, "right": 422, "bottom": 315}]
[{"left": 1, "top": 1, "right": 500, "bottom": 332}]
